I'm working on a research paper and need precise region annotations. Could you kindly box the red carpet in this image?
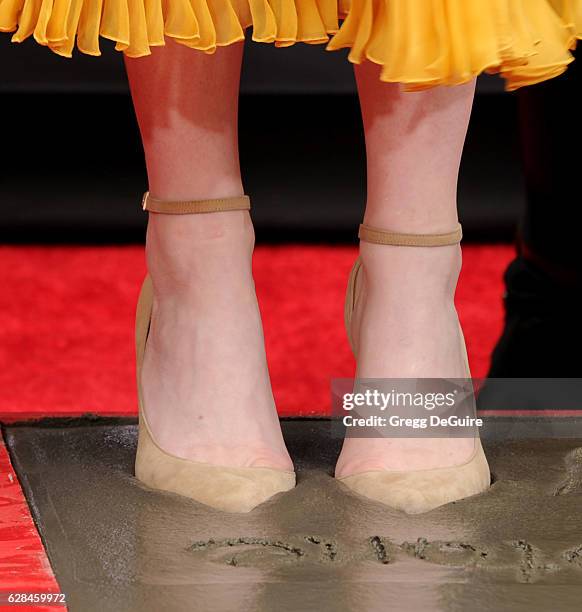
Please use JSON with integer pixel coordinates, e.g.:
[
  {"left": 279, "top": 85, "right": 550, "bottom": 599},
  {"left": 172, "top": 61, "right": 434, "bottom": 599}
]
[{"left": 0, "top": 245, "right": 512, "bottom": 419}]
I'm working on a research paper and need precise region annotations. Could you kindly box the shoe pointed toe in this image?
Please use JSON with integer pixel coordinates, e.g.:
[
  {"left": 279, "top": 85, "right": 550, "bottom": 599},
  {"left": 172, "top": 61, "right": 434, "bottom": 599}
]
[
  {"left": 135, "top": 422, "right": 296, "bottom": 513},
  {"left": 338, "top": 444, "right": 490, "bottom": 514}
]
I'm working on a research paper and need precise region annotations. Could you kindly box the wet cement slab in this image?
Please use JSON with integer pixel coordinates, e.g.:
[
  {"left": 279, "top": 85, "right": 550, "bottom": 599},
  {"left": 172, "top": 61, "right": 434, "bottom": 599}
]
[{"left": 4, "top": 420, "right": 582, "bottom": 612}]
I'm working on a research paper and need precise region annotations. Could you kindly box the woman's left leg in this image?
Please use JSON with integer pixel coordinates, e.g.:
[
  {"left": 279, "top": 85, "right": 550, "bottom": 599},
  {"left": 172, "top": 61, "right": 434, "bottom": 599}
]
[{"left": 337, "top": 65, "right": 478, "bottom": 477}]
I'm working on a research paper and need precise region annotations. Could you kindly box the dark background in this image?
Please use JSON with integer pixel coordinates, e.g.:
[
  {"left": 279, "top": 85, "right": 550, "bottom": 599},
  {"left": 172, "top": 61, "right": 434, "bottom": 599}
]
[{"left": 0, "top": 35, "right": 522, "bottom": 244}]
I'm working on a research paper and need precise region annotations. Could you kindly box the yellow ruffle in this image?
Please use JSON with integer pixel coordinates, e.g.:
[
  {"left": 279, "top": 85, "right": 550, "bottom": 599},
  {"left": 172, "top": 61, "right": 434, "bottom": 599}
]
[
  {"left": 327, "top": 0, "right": 582, "bottom": 90},
  {"left": 0, "top": 0, "right": 581, "bottom": 90}
]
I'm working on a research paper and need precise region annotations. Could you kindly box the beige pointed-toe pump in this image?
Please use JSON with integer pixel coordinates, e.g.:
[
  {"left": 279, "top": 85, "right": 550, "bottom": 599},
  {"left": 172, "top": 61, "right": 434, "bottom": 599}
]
[
  {"left": 134, "top": 193, "right": 295, "bottom": 513},
  {"left": 337, "top": 223, "right": 490, "bottom": 514}
]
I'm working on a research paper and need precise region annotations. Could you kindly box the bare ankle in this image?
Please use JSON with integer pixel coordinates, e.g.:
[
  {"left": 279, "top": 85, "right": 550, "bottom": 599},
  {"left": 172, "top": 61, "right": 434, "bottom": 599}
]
[
  {"left": 360, "top": 242, "right": 462, "bottom": 301},
  {"left": 146, "top": 210, "right": 255, "bottom": 298}
]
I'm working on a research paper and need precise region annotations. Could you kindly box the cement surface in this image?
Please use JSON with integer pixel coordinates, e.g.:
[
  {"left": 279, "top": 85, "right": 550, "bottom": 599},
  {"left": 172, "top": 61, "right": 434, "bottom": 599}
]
[{"left": 5, "top": 420, "right": 582, "bottom": 612}]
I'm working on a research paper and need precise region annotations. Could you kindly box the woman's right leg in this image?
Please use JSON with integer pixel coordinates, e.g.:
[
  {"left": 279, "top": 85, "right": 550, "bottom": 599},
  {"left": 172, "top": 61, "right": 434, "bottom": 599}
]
[{"left": 125, "top": 40, "right": 292, "bottom": 471}]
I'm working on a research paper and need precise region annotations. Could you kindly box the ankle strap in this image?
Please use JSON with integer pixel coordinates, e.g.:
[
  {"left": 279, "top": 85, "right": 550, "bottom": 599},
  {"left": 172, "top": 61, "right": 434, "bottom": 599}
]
[
  {"left": 358, "top": 223, "right": 462, "bottom": 247},
  {"left": 142, "top": 192, "right": 251, "bottom": 214}
]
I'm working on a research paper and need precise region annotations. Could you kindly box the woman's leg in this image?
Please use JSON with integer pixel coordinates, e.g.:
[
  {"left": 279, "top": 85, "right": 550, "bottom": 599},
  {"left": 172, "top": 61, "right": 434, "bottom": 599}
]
[
  {"left": 336, "top": 64, "right": 476, "bottom": 476},
  {"left": 125, "top": 40, "right": 292, "bottom": 471}
]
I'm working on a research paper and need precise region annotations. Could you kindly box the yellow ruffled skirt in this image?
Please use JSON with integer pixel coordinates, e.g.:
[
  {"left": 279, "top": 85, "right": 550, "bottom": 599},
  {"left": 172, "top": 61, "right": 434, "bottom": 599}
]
[{"left": 1, "top": 0, "right": 581, "bottom": 90}]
